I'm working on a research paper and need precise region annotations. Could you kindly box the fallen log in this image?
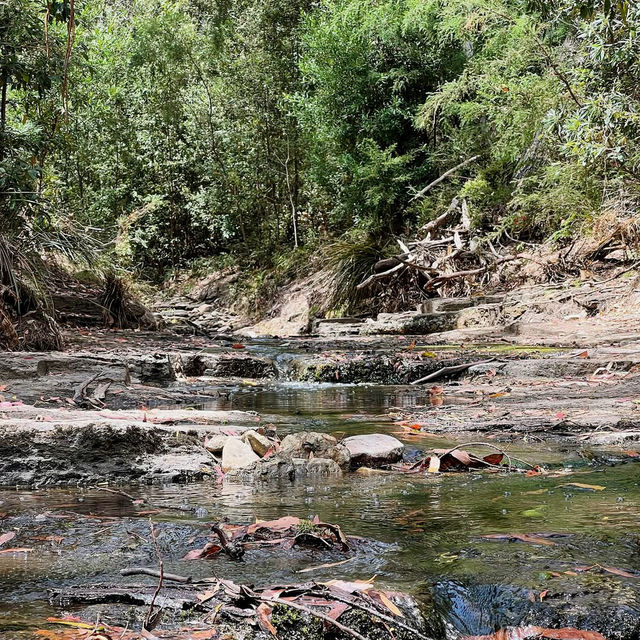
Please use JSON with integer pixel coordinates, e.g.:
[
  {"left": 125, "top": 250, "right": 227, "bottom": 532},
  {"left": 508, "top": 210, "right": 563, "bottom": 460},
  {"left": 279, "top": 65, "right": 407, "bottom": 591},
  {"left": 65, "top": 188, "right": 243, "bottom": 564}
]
[{"left": 411, "top": 359, "right": 496, "bottom": 385}]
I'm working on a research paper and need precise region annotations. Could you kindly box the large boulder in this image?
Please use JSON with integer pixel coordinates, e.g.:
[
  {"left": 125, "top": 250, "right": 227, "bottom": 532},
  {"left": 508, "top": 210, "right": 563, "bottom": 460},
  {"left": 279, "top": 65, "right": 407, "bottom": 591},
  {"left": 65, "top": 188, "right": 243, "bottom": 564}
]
[
  {"left": 221, "top": 438, "right": 260, "bottom": 472},
  {"left": 278, "top": 432, "right": 350, "bottom": 468},
  {"left": 343, "top": 434, "right": 404, "bottom": 469},
  {"left": 226, "top": 457, "right": 342, "bottom": 483}
]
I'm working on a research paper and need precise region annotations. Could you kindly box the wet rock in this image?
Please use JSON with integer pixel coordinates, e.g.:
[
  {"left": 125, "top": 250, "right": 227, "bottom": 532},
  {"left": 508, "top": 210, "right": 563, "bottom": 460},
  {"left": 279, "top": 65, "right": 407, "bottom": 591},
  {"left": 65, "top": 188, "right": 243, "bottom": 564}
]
[
  {"left": 225, "top": 456, "right": 342, "bottom": 482},
  {"left": 201, "top": 353, "right": 277, "bottom": 379},
  {"left": 279, "top": 432, "right": 350, "bottom": 468},
  {"left": 204, "top": 433, "right": 229, "bottom": 454},
  {"left": 343, "top": 434, "right": 404, "bottom": 468},
  {"left": 363, "top": 311, "right": 459, "bottom": 335},
  {"left": 241, "top": 430, "right": 271, "bottom": 456},
  {"left": 0, "top": 421, "right": 217, "bottom": 486},
  {"left": 221, "top": 438, "right": 260, "bottom": 472}
]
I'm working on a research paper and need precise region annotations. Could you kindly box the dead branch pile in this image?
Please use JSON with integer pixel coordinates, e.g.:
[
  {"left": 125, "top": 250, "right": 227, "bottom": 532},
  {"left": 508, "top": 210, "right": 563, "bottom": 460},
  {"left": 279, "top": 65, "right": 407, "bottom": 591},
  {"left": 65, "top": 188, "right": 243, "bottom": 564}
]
[
  {"left": 358, "top": 198, "right": 518, "bottom": 298},
  {"left": 47, "top": 575, "right": 431, "bottom": 640}
]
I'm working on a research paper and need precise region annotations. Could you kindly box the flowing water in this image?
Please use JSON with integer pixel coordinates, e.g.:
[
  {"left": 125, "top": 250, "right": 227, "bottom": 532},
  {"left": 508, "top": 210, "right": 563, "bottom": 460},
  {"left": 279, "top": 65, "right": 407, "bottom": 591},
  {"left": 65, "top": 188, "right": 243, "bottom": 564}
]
[{"left": 1, "top": 370, "right": 639, "bottom": 638}]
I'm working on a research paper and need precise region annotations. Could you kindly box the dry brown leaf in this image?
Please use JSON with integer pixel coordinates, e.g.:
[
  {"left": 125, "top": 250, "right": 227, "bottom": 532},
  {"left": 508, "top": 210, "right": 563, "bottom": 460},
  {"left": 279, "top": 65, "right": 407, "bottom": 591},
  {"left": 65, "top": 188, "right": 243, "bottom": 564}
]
[{"left": 256, "top": 603, "right": 277, "bottom": 637}]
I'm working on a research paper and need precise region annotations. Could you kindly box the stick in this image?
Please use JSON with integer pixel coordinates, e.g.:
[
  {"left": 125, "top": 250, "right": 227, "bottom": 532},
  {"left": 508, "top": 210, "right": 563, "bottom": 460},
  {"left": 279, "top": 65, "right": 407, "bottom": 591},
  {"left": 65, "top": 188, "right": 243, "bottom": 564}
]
[
  {"left": 143, "top": 520, "right": 164, "bottom": 631},
  {"left": 420, "top": 198, "right": 459, "bottom": 235},
  {"left": 120, "top": 567, "right": 191, "bottom": 584},
  {"left": 357, "top": 260, "right": 406, "bottom": 290},
  {"left": 90, "top": 486, "right": 139, "bottom": 502},
  {"left": 411, "top": 359, "right": 496, "bottom": 385},
  {"left": 257, "top": 595, "right": 368, "bottom": 640},
  {"left": 594, "top": 260, "right": 640, "bottom": 285},
  {"left": 72, "top": 369, "right": 107, "bottom": 404},
  {"left": 410, "top": 157, "right": 479, "bottom": 202}
]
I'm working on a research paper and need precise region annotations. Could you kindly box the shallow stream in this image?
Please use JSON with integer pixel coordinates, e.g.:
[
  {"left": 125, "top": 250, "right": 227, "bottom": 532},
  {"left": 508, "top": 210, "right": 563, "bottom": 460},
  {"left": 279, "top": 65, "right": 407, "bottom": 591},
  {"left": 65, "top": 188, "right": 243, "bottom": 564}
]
[{"left": 1, "top": 370, "right": 639, "bottom": 638}]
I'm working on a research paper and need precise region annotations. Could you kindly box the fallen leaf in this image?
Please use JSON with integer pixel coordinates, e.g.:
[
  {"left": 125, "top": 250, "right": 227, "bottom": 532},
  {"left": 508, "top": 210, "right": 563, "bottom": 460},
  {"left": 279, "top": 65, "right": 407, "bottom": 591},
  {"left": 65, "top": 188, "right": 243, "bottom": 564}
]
[
  {"left": 231, "top": 343, "right": 246, "bottom": 349},
  {"left": 539, "top": 589, "right": 549, "bottom": 601},
  {"left": 46, "top": 618, "right": 95, "bottom": 630},
  {"left": 601, "top": 566, "right": 639, "bottom": 579},
  {"left": 375, "top": 592, "right": 404, "bottom": 618},
  {"left": 560, "top": 482, "right": 605, "bottom": 491},
  {"left": 0, "top": 531, "right": 15, "bottom": 546},
  {"left": 256, "top": 603, "right": 277, "bottom": 637},
  {"left": 182, "top": 543, "right": 222, "bottom": 560},
  {"left": 325, "top": 602, "right": 350, "bottom": 621},
  {"left": 407, "top": 340, "right": 416, "bottom": 351},
  {"left": 480, "top": 533, "right": 559, "bottom": 546},
  {"left": 324, "top": 578, "right": 375, "bottom": 593},
  {"left": 427, "top": 456, "right": 441, "bottom": 473},
  {"left": 246, "top": 516, "right": 300, "bottom": 536}
]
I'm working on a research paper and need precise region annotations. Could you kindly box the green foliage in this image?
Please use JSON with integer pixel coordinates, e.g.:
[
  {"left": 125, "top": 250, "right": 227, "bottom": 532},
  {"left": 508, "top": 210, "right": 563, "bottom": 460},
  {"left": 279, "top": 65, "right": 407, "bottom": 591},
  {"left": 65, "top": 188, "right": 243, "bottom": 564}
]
[
  {"left": 324, "top": 232, "right": 387, "bottom": 312},
  {"left": 2, "top": 0, "right": 639, "bottom": 298}
]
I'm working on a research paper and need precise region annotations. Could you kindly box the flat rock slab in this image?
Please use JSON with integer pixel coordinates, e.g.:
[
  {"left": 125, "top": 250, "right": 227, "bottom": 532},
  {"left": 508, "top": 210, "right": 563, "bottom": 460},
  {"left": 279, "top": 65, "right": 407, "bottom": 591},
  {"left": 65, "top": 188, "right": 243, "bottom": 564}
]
[
  {"left": 343, "top": 434, "right": 404, "bottom": 468},
  {"left": 0, "top": 404, "right": 260, "bottom": 486}
]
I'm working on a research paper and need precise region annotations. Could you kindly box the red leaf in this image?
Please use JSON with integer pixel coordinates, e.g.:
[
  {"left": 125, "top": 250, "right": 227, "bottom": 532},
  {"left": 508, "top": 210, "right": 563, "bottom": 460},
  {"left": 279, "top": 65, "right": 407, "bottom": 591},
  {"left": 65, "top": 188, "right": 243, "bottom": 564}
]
[
  {"left": 483, "top": 453, "right": 504, "bottom": 466},
  {"left": 256, "top": 603, "right": 277, "bottom": 637},
  {"left": 231, "top": 343, "right": 246, "bottom": 349},
  {"left": 182, "top": 543, "right": 222, "bottom": 560},
  {"left": 246, "top": 516, "right": 300, "bottom": 537},
  {"left": 601, "top": 566, "right": 639, "bottom": 579}
]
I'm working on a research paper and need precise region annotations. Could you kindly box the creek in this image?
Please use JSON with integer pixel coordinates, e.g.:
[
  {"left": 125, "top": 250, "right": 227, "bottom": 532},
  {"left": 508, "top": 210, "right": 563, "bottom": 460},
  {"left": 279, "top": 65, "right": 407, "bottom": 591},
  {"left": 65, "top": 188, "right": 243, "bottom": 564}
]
[{"left": 0, "top": 349, "right": 639, "bottom": 639}]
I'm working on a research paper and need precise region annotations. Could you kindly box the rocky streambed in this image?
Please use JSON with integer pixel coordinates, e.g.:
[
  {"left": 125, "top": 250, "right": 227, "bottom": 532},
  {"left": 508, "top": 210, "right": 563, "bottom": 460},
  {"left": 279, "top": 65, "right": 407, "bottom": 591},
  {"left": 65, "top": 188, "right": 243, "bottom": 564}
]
[{"left": 1, "top": 329, "right": 640, "bottom": 639}]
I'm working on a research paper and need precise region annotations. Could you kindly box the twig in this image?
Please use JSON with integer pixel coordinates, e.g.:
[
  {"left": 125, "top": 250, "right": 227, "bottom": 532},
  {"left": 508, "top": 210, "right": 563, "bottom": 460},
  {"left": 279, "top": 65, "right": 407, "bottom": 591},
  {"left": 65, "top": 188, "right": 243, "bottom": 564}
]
[
  {"left": 411, "top": 359, "right": 496, "bottom": 385},
  {"left": 143, "top": 520, "right": 164, "bottom": 631},
  {"left": 357, "top": 260, "right": 407, "bottom": 290},
  {"left": 90, "top": 486, "right": 139, "bottom": 502},
  {"left": 420, "top": 197, "right": 459, "bottom": 235},
  {"left": 72, "top": 369, "right": 107, "bottom": 404},
  {"left": 410, "top": 157, "right": 479, "bottom": 202},
  {"left": 593, "top": 260, "right": 640, "bottom": 285},
  {"left": 255, "top": 593, "right": 368, "bottom": 640},
  {"left": 120, "top": 567, "right": 191, "bottom": 583}
]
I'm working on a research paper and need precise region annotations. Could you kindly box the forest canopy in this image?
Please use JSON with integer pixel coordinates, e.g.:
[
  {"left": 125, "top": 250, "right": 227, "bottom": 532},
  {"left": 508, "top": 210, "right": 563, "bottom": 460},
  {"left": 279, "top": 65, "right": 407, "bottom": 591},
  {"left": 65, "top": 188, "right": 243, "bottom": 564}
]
[{"left": 1, "top": 0, "right": 637, "bottom": 282}]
